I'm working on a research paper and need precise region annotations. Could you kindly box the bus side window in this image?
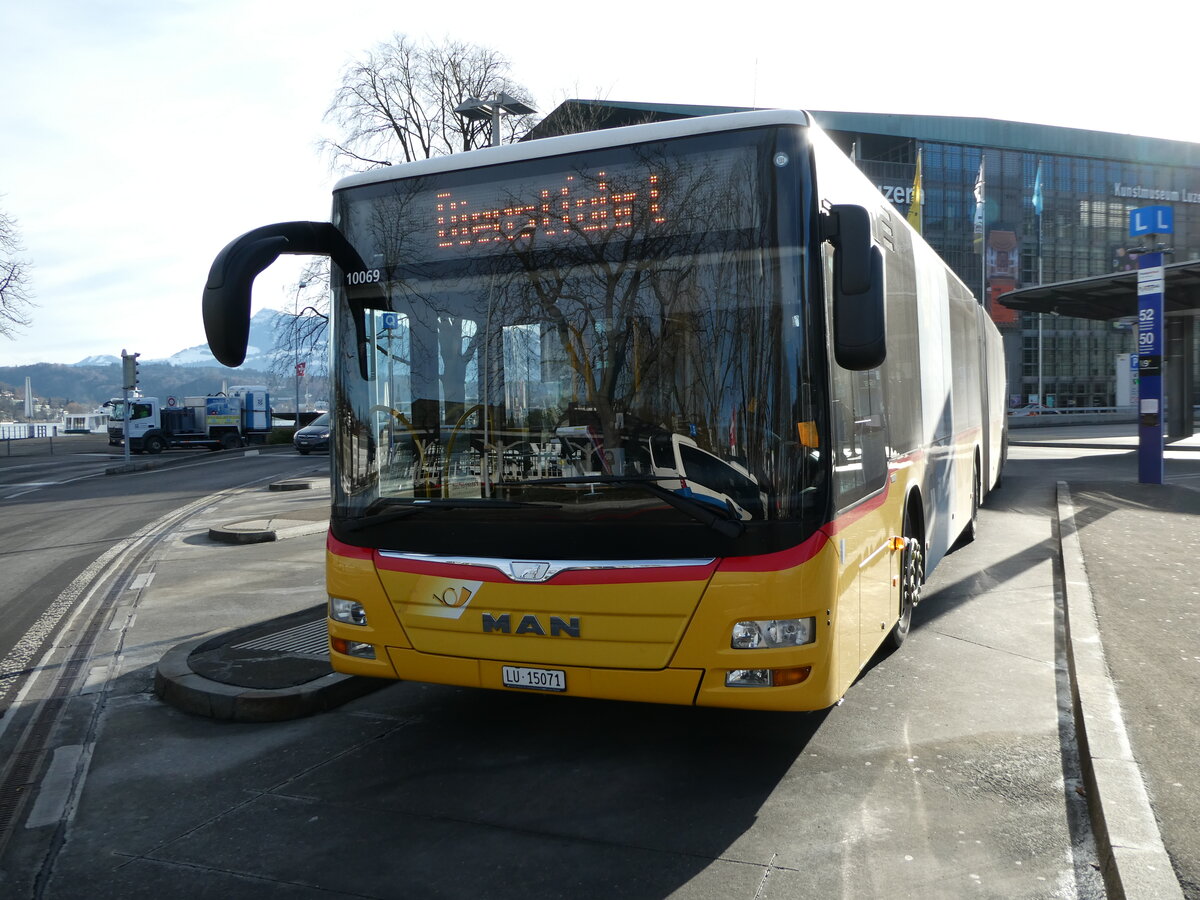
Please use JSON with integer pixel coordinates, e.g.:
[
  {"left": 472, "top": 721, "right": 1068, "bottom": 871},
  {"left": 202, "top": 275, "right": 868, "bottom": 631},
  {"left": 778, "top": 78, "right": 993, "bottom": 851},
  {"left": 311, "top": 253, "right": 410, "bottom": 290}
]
[{"left": 831, "top": 368, "right": 887, "bottom": 509}]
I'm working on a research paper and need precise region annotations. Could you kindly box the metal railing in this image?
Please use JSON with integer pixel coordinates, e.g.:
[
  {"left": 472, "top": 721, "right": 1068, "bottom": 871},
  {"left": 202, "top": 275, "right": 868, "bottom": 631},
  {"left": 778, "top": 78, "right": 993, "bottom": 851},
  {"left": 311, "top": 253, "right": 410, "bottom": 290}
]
[{"left": 0, "top": 423, "right": 60, "bottom": 440}]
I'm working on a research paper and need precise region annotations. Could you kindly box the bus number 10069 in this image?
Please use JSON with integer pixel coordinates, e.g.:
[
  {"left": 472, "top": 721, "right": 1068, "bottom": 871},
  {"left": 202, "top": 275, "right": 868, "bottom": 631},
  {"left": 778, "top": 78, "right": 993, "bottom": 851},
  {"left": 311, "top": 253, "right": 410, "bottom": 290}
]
[{"left": 346, "top": 269, "right": 381, "bottom": 285}]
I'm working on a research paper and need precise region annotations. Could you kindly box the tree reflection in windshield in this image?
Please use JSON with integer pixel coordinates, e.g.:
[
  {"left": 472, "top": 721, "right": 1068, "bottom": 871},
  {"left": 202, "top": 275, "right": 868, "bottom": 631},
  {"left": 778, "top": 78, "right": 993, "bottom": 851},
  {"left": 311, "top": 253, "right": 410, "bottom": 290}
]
[{"left": 335, "top": 128, "right": 821, "bottom": 526}]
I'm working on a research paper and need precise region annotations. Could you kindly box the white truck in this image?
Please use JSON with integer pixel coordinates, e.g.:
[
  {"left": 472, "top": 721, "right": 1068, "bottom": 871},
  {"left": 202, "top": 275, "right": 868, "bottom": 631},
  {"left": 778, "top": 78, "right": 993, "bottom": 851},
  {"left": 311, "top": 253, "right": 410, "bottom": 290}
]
[{"left": 106, "top": 386, "right": 272, "bottom": 453}]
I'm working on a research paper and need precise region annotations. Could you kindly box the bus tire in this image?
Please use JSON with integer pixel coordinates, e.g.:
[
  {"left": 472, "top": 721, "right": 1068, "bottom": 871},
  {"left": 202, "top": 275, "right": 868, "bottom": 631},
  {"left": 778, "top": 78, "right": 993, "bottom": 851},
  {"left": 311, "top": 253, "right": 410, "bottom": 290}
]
[
  {"left": 960, "top": 458, "right": 980, "bottom": 545},
  {"left": 889, "top": 519, "right": 923, "bottom": 650},
  {"left": 992, "top": 431, "right": 1008, "bottom": 493}
]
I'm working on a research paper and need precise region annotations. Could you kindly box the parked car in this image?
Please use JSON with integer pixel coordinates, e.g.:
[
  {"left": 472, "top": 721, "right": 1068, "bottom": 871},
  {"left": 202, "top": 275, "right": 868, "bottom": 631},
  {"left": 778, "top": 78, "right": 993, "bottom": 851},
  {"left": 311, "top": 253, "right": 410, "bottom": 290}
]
[{"left": 293, "top": 412, "right": 330, "bottom": 454}]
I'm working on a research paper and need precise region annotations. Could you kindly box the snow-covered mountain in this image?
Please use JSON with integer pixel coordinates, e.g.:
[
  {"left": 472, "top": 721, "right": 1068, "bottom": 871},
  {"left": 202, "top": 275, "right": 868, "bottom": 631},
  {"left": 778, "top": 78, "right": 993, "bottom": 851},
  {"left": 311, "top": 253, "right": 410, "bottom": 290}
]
[
  {"left": 71, "top": 309, "right": 325, "bottom": 372},
  {"left": 6, "top": 309, "right": 331, "bottom": 409}
]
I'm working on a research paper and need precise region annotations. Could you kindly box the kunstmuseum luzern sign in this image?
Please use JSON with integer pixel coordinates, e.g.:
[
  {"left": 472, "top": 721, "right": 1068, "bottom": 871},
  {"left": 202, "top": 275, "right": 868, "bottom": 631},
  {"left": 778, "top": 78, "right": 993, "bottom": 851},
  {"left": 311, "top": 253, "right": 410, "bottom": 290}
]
[{"left": 1114, "top": 183, "right": 1200, "bottom": 204}]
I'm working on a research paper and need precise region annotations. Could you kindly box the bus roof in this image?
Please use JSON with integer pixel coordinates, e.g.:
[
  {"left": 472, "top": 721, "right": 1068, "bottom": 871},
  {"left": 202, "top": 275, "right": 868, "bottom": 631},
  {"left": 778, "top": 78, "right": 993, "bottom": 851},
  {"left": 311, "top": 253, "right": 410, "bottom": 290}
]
[{"left": 333, "top": 109, "right": 813, "bottom": 193}]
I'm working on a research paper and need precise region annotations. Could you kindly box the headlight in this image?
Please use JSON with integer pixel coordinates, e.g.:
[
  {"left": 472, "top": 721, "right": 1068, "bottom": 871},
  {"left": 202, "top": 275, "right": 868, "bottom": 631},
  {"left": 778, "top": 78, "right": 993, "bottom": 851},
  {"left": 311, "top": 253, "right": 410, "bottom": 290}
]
[
  {"left": 731, "top": 617, "right": 815, "bottom": 649},
  {"left": 726, "top": 666, "right": 811, "bottom": 687},
  {"left": 330, "top": 597, "right": 367, "bottom": 626}
]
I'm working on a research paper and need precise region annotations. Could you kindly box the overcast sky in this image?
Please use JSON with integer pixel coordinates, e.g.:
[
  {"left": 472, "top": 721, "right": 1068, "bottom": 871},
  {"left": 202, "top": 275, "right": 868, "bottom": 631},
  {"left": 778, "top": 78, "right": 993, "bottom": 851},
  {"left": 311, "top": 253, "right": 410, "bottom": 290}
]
[{"left": 3, "top": 0, "right": 1198, "bottom": 367}]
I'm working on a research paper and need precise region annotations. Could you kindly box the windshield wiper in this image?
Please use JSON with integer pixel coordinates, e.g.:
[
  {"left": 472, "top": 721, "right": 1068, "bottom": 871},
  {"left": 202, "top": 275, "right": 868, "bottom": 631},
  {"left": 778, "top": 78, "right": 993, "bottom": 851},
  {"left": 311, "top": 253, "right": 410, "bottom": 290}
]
[
  {"left": 345, "top": 497, "right": 562, "bottom": 532},
  {"left": 513, "top": 475, "right": 746, "bottom": 539}
]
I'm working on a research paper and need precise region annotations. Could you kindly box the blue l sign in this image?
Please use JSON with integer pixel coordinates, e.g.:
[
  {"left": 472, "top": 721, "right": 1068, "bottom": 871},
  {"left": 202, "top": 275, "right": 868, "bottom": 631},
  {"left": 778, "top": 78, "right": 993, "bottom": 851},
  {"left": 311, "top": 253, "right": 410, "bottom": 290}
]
[{"left": 1129, "top": 205, "right": 1174, "bottom": 237}]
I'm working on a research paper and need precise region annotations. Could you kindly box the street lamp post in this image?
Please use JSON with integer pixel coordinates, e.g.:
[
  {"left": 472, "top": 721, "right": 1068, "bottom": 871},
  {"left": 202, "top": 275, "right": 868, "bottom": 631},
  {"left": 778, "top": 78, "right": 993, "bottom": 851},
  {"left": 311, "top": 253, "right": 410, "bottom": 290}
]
[
  {"left": 293, "top": 280, "right": 310, "bottom": 434},
  {"left": 454, "top": 93, "right": 536, "bottom": 147},
  {"left": 295, "top": 361, "right": 304, "bottom": 431}
]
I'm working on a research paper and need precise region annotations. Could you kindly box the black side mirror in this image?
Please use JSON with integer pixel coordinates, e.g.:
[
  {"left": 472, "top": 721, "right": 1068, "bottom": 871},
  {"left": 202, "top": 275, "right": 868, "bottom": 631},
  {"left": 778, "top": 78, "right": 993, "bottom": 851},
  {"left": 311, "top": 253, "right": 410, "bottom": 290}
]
[
  {"left": 202, "top": 221, "right": 384, "bottom": 378},
  {"left": 825, "top": 204, "right": 886, "bottom": 371}
]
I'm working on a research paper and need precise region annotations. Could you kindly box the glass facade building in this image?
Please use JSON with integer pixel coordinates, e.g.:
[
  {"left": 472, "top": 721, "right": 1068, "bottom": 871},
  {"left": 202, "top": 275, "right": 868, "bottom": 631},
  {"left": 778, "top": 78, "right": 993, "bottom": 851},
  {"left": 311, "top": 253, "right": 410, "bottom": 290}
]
[
  {"left": 811, "top": 111, "right": 1200, "bottom": 409},
  {"left": 530, "top": 101, "right": 1200, "bottom": 410}
]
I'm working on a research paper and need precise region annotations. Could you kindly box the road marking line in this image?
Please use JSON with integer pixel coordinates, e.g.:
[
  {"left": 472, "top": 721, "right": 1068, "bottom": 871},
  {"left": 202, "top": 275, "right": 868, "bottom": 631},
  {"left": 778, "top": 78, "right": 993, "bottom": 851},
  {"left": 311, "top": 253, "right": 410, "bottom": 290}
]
[{"left": 2, "top": 484, "right": 59, "bottom": 499}]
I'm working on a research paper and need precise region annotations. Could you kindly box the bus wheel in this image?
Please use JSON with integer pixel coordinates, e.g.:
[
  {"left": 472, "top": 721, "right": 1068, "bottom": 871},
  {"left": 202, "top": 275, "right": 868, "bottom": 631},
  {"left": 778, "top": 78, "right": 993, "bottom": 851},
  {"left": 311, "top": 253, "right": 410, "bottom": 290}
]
[
  {"left": 992, "top": 431, "right": 1008, "bottom": 492},
  {"left": 889, "top": 530, "right": 923, "bottom": 650},
  {"left": 961, "top": 460, "right": 980, "bottom": 545}
]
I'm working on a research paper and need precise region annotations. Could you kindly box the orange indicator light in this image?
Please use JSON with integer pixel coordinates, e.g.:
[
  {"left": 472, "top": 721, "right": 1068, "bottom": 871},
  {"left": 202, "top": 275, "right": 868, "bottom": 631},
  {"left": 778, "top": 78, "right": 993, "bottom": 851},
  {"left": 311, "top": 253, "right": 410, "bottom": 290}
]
[{"left": 772, "top": 666, "right": 812, "bottom": 686}]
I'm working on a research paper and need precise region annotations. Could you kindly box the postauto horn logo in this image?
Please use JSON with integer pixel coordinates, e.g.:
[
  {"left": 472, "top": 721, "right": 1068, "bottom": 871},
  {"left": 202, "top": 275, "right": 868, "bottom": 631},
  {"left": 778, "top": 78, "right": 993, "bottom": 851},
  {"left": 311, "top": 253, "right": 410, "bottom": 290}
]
[{"left": 417, "top": 578, "right": 482, "bottom": 620}]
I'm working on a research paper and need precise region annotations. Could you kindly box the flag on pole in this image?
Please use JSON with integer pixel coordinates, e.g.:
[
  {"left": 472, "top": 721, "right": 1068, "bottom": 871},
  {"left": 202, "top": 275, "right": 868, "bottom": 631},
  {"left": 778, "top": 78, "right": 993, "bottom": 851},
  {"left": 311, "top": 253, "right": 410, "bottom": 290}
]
[
  {"left": 1032, "top": 161, "right": 1044, "bottom": 216},
  {"left": 907, "top": 149, "right": 923, "bottom": 233},
  {"left": 973, "top": 157, "right": 986, "bottom": 253}
]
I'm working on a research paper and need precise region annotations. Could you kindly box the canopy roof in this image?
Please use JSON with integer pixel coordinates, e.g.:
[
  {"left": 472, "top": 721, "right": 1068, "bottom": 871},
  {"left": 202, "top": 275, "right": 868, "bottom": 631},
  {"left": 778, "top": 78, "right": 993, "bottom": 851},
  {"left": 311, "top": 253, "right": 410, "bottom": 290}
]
[{"left": 998, "top": 261, "right": 1200, "bottom": 321}]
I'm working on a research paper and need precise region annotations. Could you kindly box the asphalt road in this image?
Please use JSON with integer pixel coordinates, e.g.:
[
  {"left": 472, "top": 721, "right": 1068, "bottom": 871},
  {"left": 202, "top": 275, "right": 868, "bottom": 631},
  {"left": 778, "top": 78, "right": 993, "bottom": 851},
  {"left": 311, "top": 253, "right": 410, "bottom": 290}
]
[
  {"left": 0, "top": 437, "right": 323, "bottom": 716},
  {"left": 0, "top": 435, "right": 1119, "bottom": 899}
]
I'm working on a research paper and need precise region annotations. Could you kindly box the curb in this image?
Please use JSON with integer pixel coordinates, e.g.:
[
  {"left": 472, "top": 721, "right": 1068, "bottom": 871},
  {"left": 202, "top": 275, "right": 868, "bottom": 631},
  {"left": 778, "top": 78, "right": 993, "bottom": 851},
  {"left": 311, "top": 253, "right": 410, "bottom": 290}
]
[
  {"left": 1057, "top": 481, "right": 1184, "bottom": 900},
  {"left": 153, "top": 632, "right": 386, "bottom": 722},
  {"left": 269, "top": 479, "right": 314, "bottom": 492},
  {"left": 207, "top": 518, "right": 328, "bottom": 544}
]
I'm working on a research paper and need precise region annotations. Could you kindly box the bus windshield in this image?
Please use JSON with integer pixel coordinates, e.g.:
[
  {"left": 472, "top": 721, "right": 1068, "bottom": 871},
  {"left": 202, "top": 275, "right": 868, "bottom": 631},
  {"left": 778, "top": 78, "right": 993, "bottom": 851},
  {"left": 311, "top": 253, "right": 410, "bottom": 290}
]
[{"left": 329, "top": 126, "right": 827, "bottom": 558}]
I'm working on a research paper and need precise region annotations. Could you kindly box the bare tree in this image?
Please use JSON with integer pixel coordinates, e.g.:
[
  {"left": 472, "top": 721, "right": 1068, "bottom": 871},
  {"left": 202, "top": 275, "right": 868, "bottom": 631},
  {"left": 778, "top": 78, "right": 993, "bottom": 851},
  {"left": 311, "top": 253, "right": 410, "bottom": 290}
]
[
  {"left": 270, "top": 257, "right": 330, "bottom": 385},
  {"left": 320, "top": 34, "right": 539, "bottom": 171},
  {"left": 0, "top": 204, "right": 33, "bottom": 338},
  {"left": 278, "top": 35, "right": 538, "bottom": 387}
]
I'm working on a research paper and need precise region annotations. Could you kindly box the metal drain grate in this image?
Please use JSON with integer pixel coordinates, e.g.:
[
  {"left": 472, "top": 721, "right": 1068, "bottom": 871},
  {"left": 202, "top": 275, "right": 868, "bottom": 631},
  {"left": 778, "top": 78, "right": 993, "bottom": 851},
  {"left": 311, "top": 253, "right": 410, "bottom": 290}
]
[{"left": 231, "top": 619, "right": 328, "bottom": 657}]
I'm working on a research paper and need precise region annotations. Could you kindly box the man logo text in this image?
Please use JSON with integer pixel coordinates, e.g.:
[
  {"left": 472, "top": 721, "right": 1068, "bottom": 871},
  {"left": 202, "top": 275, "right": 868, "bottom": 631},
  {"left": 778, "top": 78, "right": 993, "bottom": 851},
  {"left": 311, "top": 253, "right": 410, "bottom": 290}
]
[{"left": 482, "top": 613, "right": 581, "bottom": 637}]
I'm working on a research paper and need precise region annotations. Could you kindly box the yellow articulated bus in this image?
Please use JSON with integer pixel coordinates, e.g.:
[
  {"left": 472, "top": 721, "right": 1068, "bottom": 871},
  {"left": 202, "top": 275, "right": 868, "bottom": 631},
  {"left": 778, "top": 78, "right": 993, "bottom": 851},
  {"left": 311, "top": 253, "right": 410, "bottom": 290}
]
[{"left": 203, "top": 109, "right": 1005, "bottom": 711}]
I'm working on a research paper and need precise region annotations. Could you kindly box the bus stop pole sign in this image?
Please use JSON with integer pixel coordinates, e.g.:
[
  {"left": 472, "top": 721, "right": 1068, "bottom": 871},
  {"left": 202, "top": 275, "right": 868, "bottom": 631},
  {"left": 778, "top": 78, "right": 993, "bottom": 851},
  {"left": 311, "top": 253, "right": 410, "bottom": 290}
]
[{"left": 1136, "top": 250, "right": 1164, "bottom": 484}]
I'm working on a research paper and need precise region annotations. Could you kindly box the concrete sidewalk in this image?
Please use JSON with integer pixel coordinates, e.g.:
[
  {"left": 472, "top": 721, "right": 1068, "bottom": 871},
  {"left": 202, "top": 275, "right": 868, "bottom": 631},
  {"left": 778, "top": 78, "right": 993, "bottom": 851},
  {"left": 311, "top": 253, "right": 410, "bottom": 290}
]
[
  {"left": 146, "top": 474, "right": 387, "bottom": 722},
  {"left": 1058, "top": 479, "right": 1200, "bottom": 900}
]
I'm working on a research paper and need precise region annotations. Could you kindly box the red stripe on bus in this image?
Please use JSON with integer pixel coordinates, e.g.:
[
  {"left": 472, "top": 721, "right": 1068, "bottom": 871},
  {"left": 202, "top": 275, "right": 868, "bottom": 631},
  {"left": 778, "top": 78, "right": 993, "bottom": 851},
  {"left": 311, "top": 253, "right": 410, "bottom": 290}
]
[
  {"left": 550, "top": 564, "right": 718, "bottom": 586},
  {"left": 717, "top": 529, "right": 830, "bottom": 572},
  {"left": 328, "top": 533, "right": 374, "bottom": 560},
  {"left": 719, "top": 460, "right": 905, "bottom": 573}
]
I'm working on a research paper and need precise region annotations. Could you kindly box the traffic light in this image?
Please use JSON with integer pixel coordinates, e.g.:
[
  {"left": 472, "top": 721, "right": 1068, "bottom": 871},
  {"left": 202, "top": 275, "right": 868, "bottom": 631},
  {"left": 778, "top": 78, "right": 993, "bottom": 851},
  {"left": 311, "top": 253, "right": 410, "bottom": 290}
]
[{"left": 121, "top": 350, "right": 140, "bottom": 390}]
